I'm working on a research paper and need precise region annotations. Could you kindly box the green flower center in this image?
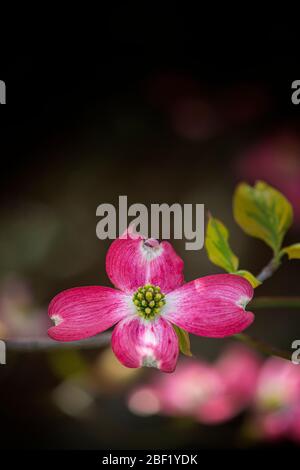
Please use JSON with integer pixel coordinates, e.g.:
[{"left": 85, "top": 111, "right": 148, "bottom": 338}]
[{"left": 132, "top": 284, "right": 166, "bottom": 320}]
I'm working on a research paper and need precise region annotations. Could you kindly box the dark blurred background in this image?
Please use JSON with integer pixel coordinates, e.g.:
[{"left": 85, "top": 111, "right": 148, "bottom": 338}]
[{"left": 1, "top": 16, "right": 300, "bottom": 449}]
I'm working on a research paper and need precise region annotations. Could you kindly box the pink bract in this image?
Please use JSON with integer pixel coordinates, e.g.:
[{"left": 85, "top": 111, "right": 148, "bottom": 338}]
[{"left": 48, "top": 228, "right": 254, "bottom": 372}]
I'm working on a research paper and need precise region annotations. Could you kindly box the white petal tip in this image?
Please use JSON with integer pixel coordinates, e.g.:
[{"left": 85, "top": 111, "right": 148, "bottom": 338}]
[
  {"left": 237, "top": 296, "right": 251, "bottom": 310},
  {"left": 142, "top": 356, "right": 159, "bottom": 368},
  {"left": 51, "top": 314, "right": 63, "bottom": 326}
]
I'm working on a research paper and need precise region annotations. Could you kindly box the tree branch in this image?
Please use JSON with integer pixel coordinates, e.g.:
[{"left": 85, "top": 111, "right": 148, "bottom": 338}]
[
  {"left": 235, "top": 333, "right": 291, "bottom": 361},
  {"left": 6, "top": 333, "right": 112, "bottom": 351},
  {"left": 250, "top": 296, "right": 300, "bottom": 310}
]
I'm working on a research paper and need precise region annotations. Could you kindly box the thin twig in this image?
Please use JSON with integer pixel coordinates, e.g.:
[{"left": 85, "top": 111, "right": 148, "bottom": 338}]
[
  {"left": 235, "top": 333, "right": 291, "bottom": 360},
  {"left": 6, "top": 333, "right": 112, "bottom": 351},
  {"left": 256, "top": 257, "right": 281, "bottom": 283},
  {"left": 250, "top": 296, "right": 300, "bottom": 310}
]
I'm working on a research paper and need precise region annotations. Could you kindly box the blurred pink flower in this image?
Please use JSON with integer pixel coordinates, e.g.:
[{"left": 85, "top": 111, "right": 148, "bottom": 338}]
[
  {"left": 236, "top": 133, "right": 300, "bottom": 224},
  {"left": 128, "top": 345, "right": 260, "bottom": 423},
  {"left": 252, "top": 357, "right": 300, "bottom": 443},
  {"left": 48, "top": 227, "right": 254, "bottom": 373}
]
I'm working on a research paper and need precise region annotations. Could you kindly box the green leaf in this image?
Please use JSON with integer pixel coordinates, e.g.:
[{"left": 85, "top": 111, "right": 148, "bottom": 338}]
[
  {"left": 233, "top": 181, "right": 293, "bottom": 254},
  {"left": 205, "top": 216, "right": 239, "bottom": 272},
  {"left": 173, "top": 325, "right": 192, "bottom": 357},
  {"left": 234, "top": 270, "right": 262, "bottom": 288},
  {"left": 281, "top": 243, "right": 300, "bottom": 260}
]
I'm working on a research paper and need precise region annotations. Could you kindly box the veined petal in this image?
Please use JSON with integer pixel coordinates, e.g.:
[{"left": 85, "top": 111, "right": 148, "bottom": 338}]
[
  {"left": 106, "top": 229, "right": 184, "bottom": 293},
  {"left": 164, "top": 274, "right": 254, "bottom": 338},
  {"left": 111, "top": 316, "right": 179, "bottom": 372},
  {"left": 48, "top": 286, "right": 133, "bottom": 341}
]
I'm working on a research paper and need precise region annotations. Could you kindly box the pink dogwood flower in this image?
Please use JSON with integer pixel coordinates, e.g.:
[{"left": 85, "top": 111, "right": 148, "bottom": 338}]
[
  {"left": 128, "top": 345, "right": 260, "bottom": 422},
  {"left": 48, "top": 228, "right": 254, "bottom": 372},
  {"left": 251, "top": 357, "right": 300, "bottom": 443}
]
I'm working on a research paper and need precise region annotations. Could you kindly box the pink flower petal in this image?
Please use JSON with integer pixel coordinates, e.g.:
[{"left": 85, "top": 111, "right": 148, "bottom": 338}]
[
  {"left": 157, "top": 360, "right": 225, "bottom": 416},
  {"left": 106, "top": 229, "right": 184, "bottom": 293},
  {"left": 111, "top": 315, "right": 179, "bottom": 372},
  {"left": 289, "top": 405, "right": 300, "bottom": 443},
  {"left": 197, "top": 396, "right": 236, "bottom": 424},
  {"left": 48, "top": 287, "right": 133, "bottom": 341},
  {"left": 259, "top": 412, "right": 291, "bottom": 441},
  {"left": 256, "top": 357, "right": 300, "bottom": 408},
  {"left": 164, "top": 274, "right": 254, "bottom": 337},
  {"left": 216, "top": 345, "right": 261, "bottom": 402}
]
